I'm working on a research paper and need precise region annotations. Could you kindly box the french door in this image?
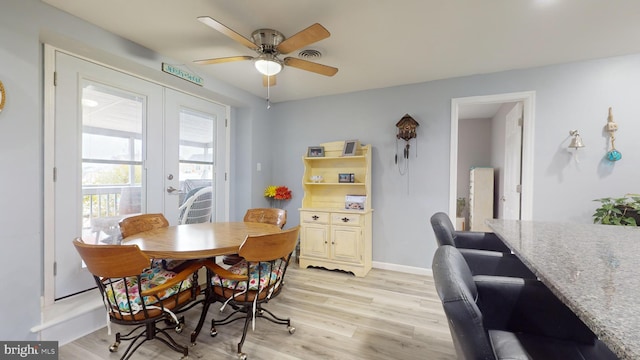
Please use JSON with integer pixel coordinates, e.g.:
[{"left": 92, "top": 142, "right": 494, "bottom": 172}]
[
  {"left": 52, "top": 51, "right": 227, "bottom": 299},
  {"left": 163, "top": 89, "right": 226, "bottom": 225}
]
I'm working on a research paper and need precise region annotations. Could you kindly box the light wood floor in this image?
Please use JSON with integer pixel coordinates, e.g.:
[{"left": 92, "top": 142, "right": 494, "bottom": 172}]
[{"left": 60, "top": 263, "right": 456, "bottom": 360}]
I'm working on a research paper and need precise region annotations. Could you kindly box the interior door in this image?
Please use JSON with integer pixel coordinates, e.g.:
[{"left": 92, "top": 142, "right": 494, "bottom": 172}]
[
  {"left": 501, "top": 102, "right": 523, "bottom": 220},
  {"left": 163, "top": 89, "right": 227, "bottom": 225},
  {"left": 54, "top": 52, "right": 163, "bottom": 299}
]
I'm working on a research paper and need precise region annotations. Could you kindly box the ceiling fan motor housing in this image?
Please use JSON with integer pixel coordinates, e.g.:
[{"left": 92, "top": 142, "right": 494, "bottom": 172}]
[{"left": 252, "top": 29, "right": 284, "bottom": 54}]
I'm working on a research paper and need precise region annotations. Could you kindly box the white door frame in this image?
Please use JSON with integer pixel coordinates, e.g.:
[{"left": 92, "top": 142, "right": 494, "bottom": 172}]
[
  {"left": 449, "top": 91, "right": 535, "bottom": 222},
  {"left": 43, "top": 44, "right": 231, "bottom": 306}
]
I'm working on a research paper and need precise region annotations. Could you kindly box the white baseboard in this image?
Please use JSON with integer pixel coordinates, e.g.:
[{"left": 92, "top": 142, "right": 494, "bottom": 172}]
[{"left": 372, "top": 261, "right": 433, "bottom": 276}]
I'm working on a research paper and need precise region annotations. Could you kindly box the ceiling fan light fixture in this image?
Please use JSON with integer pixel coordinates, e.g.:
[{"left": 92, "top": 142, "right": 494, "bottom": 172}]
[{"left": 254, "top": 54, "right": 283, "bottom": 76}]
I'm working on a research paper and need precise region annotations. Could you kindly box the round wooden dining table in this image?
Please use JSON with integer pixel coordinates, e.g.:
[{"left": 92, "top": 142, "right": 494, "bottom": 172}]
[{"left": 121, "top": 221, "right": 282, "bottom": 260}]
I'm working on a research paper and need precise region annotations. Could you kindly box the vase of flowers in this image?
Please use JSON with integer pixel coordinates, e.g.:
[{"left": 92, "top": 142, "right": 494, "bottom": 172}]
[{"left": 264, "top": 185, "right": 292, "bottom": 208}]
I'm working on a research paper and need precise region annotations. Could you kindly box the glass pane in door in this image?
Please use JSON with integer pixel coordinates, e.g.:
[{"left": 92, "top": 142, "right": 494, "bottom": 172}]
[
  {"left": 81, "top": 82, "right": 144, "bottom": 244},
  {"left": 178, "top": 108, "right": 214, "bottom": 222}
]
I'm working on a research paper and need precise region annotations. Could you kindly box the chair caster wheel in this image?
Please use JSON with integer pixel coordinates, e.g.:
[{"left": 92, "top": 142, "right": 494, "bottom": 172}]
[
  {"left": 109, "top": 342, "right": 119, "bottom": 352},
  {"left": 237, "top": 352, "right": 247, "bottom": 360},
  {"left": 175, "top": 323, "right": 184, "bottom": 333},
  {"left": 288, "top": 326, "right": 296, "bottom": 334},
  {"left": 210, "top": 328, "right": 217, "bottom": 337}
]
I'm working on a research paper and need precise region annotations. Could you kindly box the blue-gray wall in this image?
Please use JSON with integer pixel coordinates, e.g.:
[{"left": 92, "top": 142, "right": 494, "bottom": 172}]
[
  {"left": 272, "top": 55, "right": 640, "bottom": 268},
  {"left": 270, "top": 54, "right": 640, "bottom": 269},
  {"left": 2, "top": 0, "right": 640, "bottom": 342}
]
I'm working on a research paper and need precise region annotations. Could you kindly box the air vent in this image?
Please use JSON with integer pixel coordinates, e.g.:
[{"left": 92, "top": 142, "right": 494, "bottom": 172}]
[{"left": 298, "top": 49, "right": 322, "bottom": 59}]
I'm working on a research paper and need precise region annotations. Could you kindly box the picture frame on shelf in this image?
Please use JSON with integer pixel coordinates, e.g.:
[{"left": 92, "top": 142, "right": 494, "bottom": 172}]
[
  {"left": 345, "top": 195, "right": 366, "bottom": 210},
  {"left": 307, "top": 146, "right": 325, "bottom": 157},
  {"left": 338, "top": 173, "right": 355, "bottom": 183},
  {"left": 342, "top": 140, "right": 359, "bottom": 156}
]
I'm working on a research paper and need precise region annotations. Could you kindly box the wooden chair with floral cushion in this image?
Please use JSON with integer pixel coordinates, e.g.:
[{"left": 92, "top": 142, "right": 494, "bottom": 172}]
[
  {"left": 72, "top": 238, "right": 203, "bottom": 360},
  {"left": 119, "top": 213, "right": 188, "bottom": 272},
  {"left": 191, "top": 226, "right": 299, "bottom": 359},
  {"left": 222, "top": 208, "right": 287, "bottom": 265}
]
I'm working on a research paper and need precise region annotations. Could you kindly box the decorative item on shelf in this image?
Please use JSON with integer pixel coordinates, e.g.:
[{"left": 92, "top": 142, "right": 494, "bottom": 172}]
[
  {"left": 342, "top": 140, "right": 359, "bottom": 156},
  {"left": 605, "top": 107, "right": 621, "bottom": 162},
  {"left": 307, "top": 146, "right": 325, "bottom": 157},
  {"left": 345, "top": 195, "right": 366, "bottom": 210},
  {"left": 395, "top": 114, "right": 419, "bottom": 176},
  {"left": 264, "top": 185, "right": 292, "bottom": 208},
  {"left": 310, "top": 175, "right": 323, "bottom": 183},
  {"left": 338, "top": 173, "right": 355, "bottom": 183}
]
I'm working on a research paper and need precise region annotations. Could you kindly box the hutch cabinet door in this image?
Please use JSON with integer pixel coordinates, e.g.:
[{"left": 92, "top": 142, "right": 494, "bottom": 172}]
[
  {"left": 331, "top": 226, "right": 361, "bottom": 263},
  {"left": 300, "top": 224, "right": 329, "bottom": 258}
]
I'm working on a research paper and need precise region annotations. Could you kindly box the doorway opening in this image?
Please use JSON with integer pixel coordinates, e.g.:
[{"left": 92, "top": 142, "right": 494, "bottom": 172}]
[{"left": 449, "top": 92, "right": 535, "bottom": 228}]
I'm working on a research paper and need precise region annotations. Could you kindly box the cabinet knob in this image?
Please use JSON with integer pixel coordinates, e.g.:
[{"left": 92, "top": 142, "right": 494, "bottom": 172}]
[
  {"left": 341, "top": 217, "right": 350, "bottom": 222},
  {"left": 312, "top": 215, "right": 319, "bottom": 220}
]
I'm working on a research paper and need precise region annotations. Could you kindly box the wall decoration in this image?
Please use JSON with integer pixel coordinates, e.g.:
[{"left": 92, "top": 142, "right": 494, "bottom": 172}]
[
  {"left": 605, "top": 107, "right": 621, "bottom": 162},
  {"left": 395, "top": 113, "right": 420, "bottom": 176},
  {"left": 0, "top": 80, "right": 5, "bottom": 112}
]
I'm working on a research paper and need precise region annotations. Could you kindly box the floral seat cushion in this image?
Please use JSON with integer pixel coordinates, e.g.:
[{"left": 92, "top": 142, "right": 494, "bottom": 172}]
[
  {"left": 213, "top": 259, "right": 284, "bottom": 291},
  {"left": 105, "top": 266, "right": 193, "bottom": 313}
]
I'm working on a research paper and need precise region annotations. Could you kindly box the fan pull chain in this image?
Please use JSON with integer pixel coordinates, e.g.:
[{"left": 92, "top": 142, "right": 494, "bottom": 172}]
[{"left": 266, "top": 77, "right": 271, "bottom": 109}]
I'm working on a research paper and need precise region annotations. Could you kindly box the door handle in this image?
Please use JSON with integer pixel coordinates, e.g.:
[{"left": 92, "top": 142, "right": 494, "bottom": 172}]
[{"left": 167, "top": 186, "right": 178, "bottom": 193}]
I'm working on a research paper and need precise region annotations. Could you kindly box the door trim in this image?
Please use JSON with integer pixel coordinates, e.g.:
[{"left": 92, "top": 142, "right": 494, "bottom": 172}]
[
  {"left": 43, "top": 44, "right": 231, "bottom": 306},
  {"left": 449, "top": 91, "right": 535, "bottom": 222}
]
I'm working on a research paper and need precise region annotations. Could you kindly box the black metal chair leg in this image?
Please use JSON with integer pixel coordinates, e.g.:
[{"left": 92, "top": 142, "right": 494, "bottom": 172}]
[
  {"left": 237, "top": 310, "right": 253, "bottom": 358},
  {"left": 191, "top": 297, "right": 212, "bottom": 343}
]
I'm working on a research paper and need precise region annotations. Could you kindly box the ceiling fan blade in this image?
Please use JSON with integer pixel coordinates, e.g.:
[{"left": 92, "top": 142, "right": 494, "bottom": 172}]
[
  {"left": 197, "top": 16, "right": 258, "bottom": 50},
  {"left": 194, "top": 56, "right": 253, "bottom": 65},
  {"left": 284, "top": 57, "right": 338, "bottom": 76},
  {"left": 277, "top": 23, "right": 330, "bottom": 54},
  {"left": 263, "top": 75, "right": 277, "bottom": 87}
]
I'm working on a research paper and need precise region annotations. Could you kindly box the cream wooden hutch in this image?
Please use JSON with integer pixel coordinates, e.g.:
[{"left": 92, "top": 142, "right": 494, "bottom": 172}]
[{"left": 299, "top": 141, "right": 372, "bottom": 277}]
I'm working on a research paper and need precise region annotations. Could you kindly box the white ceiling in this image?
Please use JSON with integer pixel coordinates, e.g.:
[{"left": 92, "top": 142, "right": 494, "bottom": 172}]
[{"left": 42, "top": 0, "right": 640, "bottom": 105}]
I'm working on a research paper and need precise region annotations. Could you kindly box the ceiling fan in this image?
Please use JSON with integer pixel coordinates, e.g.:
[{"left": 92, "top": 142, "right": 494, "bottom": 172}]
[{"left": 194, "top": 16, "right": 338, "bottom": 86}]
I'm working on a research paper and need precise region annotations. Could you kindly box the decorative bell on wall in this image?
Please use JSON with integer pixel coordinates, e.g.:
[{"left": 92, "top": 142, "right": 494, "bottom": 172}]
[{"left": 568, "top": 130, "right": 584, "bottom": 149}]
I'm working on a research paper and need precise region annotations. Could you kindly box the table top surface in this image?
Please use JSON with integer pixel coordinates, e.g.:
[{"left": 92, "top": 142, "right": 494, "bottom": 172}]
[
  {"left": 122, "top": 221, "right": 282, "bottom": 260},
  {"left": 487, "top": 219, "right": 640, "bottom": 360}
]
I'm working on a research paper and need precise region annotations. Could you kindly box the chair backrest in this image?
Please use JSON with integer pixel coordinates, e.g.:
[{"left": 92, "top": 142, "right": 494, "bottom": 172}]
[
  {"left": 432, "top": 245, "right": 495, "bottom": 360},
  {"left": 430, "top": 212, "right": 457, "bottom": 247},
  {"left": 119, "top": 213, "right": 169, "bottom": 239},
  {"left": 238, "top": 226, "right": 299, "bottom": 262},
  {"left": 72, "top": 238, "right": 149, "bottom": 278},
  {"left": 243, "top": 208, "right": 287, "bottom": 229},
  {"left": 179, "top": 186, "right": 213, "bottom": 224}
]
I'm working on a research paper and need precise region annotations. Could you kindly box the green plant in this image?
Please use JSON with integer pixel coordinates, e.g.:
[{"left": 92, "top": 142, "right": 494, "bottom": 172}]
[{"left": 592, "top": 194, "right": 640, "bottom": 226}]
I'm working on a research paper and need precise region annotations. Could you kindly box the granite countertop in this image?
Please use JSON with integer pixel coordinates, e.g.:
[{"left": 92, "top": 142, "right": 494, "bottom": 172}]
[{"left": 487, "top": 219, "right": 640, "bottom": 360}]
